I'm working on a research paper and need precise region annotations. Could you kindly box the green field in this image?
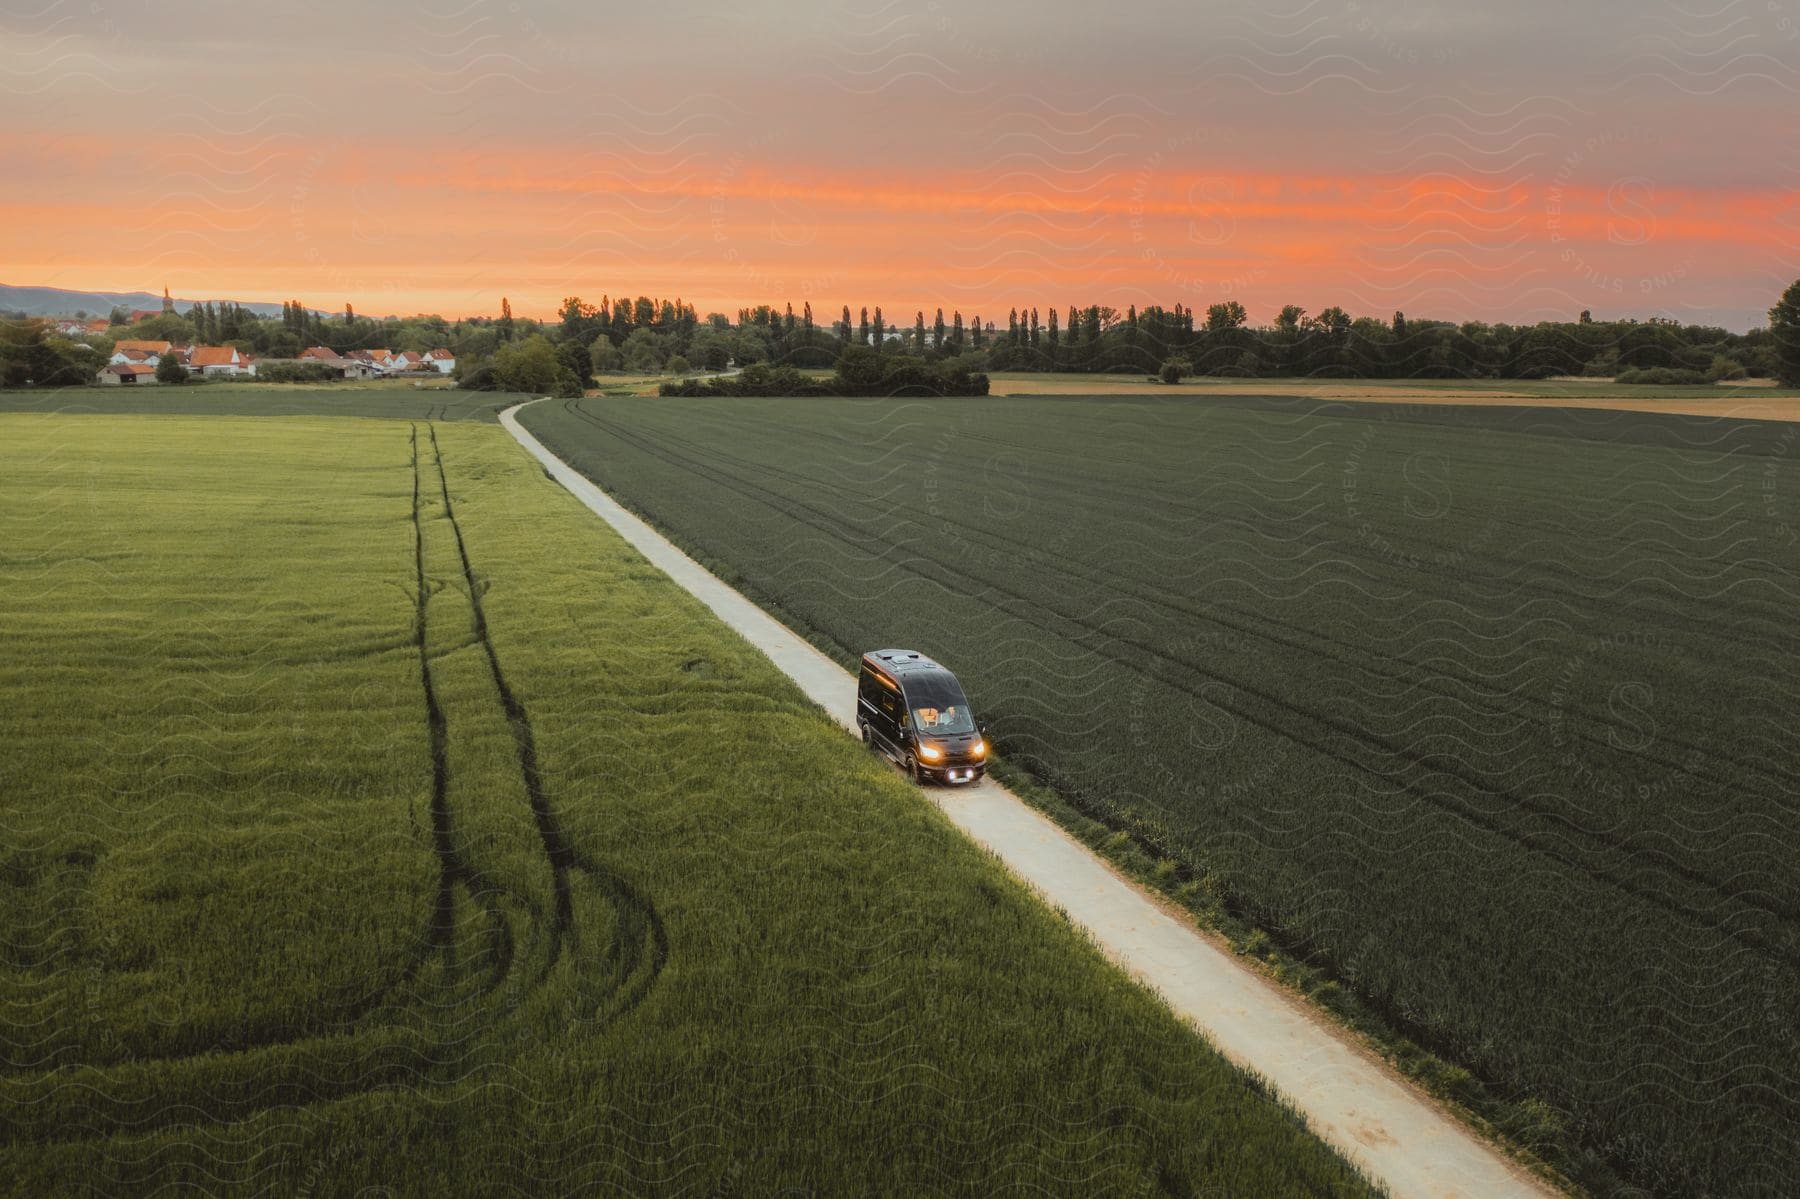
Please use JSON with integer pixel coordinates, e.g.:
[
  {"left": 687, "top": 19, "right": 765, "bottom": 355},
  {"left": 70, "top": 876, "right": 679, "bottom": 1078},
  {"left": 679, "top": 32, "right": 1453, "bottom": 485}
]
[
  {"left": 519, "top": 393, "right": 1800, "bottom": 1198},
  {"left": 0, "top": 382, "right": 523, "bottom": 422},
  {"left": 0, "top": 414, "right": 1377, "bottom": 1196}
]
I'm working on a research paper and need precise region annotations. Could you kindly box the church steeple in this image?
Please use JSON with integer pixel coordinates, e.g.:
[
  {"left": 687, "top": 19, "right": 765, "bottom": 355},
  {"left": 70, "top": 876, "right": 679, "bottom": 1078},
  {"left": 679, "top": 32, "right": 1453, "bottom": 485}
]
[{"left": 161, "top": 285, "right": 174, "bottom": 315}]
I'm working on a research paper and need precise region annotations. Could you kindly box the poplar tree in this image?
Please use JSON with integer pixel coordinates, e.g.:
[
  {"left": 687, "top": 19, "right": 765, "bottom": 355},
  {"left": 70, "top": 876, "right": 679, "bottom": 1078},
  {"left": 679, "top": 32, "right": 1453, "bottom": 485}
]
[
  {"left": 872, "top": 307, "right": 886, "bottom": 351},
  {"left": 842, "top": 305, "right": 853, "bottom": 344},
  {"left": 859, "top": 306, "right": 869, "bottom": 347},
  {"left": 915, "top": 311, "right": 927, "bottom": 350},
  {"left": 933, "top": 308, "right": 946, "bottom": 351}
]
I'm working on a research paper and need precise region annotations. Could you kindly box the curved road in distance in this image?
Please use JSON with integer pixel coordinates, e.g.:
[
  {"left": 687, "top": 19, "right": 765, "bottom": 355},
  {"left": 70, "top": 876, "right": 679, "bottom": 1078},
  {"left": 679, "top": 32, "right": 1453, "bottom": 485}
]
[{"left": 500, "top": 399, "right": 1561, "bottom": 1199}]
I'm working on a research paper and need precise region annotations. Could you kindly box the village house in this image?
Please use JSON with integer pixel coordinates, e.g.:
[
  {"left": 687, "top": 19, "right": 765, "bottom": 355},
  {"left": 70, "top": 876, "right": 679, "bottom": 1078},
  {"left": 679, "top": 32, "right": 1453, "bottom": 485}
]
[
  {"left": 55, "top": 318, "right": 110, "bottom": 337},
  {"left": 421, "top": 348, "right": 456, "bottom": 374},
  {"left": 294, "top": 346, "right": 380, "bottom": 378},
  {"left": 186, "top": 346, "right": 257, "bottom": 377},
  {"left": 110, "top": 340, "right": 174, "bottom": 361}
]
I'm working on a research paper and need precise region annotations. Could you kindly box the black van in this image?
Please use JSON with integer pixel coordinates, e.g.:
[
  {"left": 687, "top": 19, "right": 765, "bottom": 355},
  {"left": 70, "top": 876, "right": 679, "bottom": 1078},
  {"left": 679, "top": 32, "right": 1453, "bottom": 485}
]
[{"left": 857, "top": 649, "right": 988, "bottom": 785}]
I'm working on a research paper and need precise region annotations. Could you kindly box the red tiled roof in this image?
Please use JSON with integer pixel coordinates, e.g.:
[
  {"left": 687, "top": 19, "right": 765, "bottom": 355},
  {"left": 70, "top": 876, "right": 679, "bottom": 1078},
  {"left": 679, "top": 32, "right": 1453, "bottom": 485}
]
[
  {"left": 188, "top": 346, "right": 241, "bottom": 367},
  {"left": 298, "top": 346, "right": 337, "bottom": 360},
  {"left": 113, "top": 340, "right": 172, "bottom": 354}
]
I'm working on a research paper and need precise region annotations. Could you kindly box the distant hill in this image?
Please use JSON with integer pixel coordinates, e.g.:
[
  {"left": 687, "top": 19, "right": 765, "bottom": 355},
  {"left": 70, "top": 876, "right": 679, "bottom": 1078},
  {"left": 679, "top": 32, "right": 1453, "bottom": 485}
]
[{"left": 0, "top": 284, "right": 308, "bottom": 319}]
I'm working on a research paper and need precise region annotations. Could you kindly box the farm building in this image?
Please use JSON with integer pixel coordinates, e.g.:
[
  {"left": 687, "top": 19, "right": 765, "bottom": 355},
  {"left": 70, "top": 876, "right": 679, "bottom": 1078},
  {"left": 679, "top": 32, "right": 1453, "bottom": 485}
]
[
  {"left": 422, "top": 347, "right": 456, "bottom": 373},
  {"left": 97, "top": 364, "right": 159, "bottom": 385},
  {"left": 109, "top": 348, "right": 162, "bottom": 367}
]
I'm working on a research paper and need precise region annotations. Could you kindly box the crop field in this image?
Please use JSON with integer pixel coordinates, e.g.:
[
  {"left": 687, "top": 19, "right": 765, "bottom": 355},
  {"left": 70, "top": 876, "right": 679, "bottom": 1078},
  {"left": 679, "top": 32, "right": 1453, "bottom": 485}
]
[
  {"left": 520, "top": 393, "right": 1800, "bottom": 1197},
  {"left": 0, "top": 414, "right": 1376, "bottom": 1196},
  {"left": 982, "top": 373, "right": 1800, "bottom": 419}
]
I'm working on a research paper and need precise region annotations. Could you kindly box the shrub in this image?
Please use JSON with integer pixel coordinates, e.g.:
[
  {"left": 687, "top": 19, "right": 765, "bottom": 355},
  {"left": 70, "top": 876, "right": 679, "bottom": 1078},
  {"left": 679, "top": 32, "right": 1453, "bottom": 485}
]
[
  {"left": 1160, "top": 358, "right": 1190, "bottom": 384},
  {"left": 1615, "top": 367, "right": 1709, "bottom": 385},
  {"left": 455, "top": 363, "right": 497, "bottom": 392},
  {"left": 155, "top": 355, "right": 189, "bottom": 385},
  {"left": 251, "top": 361, "right": 340, "bottom": 384},
  {"left": 656, "top": 348, "right": 987, "bottom": 398},
  {"left": 666, "top": 354, "right": 691, "bottom": 376}
]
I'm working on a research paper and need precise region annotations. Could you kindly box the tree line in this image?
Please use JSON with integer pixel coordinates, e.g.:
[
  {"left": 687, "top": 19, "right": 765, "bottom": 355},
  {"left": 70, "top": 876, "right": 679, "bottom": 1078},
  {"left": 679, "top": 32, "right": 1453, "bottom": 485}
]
[{"left": 6, "top": 280, "right": 1799, "bottom": 390}]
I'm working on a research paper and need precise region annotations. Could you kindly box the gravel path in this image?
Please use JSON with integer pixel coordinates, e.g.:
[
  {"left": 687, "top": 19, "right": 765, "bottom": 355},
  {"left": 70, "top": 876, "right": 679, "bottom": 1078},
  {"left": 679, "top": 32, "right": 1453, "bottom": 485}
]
[{"left": 500, "top": 400, "right": 1561, "bottom": 1199}]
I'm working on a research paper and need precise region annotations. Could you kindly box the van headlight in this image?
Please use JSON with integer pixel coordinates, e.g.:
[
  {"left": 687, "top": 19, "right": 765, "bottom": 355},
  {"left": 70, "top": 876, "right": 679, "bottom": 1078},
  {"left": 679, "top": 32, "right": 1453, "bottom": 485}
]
[
  {"left": 918, "top": 744, "right": 943, "bottom": 762},
  {"left": 972, "top": 739, "right": 986, "bottom": 757}
]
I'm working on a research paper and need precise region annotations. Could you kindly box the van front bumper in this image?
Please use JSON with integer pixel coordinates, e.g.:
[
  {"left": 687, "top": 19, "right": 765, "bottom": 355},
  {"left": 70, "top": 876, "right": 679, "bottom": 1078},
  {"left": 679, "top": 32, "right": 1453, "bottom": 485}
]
[{"left": 926, "top": 763, "right": 986, "bottom": 785}]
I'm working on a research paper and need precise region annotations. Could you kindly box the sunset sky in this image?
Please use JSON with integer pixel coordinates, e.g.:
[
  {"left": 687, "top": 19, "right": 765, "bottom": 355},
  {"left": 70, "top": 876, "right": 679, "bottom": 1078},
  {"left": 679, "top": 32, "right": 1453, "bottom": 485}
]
[{"left": 4, "top": 0, "right": 1796, "bottom": 328}]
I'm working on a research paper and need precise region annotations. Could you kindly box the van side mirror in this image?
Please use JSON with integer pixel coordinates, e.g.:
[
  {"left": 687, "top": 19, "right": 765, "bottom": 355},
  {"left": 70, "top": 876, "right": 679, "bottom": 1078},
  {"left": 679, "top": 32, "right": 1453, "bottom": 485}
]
[{"left": 978, "top": 719, "right": 989, "bottom": 736}]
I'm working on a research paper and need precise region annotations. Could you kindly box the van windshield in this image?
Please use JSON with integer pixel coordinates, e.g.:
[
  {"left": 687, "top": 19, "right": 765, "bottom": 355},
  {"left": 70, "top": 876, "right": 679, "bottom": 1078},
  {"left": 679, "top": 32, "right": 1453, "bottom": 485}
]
[{"left": 904, "top": 674, "right": 976, "bottom": 736}]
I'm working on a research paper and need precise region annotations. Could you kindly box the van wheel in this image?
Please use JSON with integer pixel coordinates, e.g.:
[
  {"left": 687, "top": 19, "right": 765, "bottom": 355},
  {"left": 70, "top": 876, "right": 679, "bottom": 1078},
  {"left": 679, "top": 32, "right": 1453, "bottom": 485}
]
[
  {"left": 859, "top": 721, "right": 870, "bottom": 746},
  {"left": 907, "top": 756, "right": 923, "bottom": 785}
]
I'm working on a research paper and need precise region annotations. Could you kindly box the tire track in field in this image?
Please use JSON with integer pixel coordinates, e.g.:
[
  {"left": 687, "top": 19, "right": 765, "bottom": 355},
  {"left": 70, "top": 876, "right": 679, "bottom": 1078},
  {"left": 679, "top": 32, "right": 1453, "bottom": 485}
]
[
  {"left": 551, "top": 400, "right": 1800, "bottom": 971},
  {"left": 426, "top": 424, "right": 667, "bottom": 1024},
  {"left": 411, "top": 424, "right": 516, "bottom": 989}
]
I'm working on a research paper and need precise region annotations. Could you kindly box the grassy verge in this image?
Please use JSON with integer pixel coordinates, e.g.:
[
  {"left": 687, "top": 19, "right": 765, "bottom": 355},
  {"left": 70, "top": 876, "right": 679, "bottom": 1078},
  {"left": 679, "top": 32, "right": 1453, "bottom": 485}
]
[{"left": 0, "top": 414, "right": 1378, "bottom": 1196}]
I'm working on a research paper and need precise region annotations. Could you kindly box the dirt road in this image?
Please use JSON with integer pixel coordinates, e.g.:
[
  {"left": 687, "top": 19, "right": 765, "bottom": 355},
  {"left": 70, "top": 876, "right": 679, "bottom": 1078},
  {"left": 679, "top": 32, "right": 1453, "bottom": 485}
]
[{"left": 501, "top": 400, "right": 1562, "bottom": 1199}]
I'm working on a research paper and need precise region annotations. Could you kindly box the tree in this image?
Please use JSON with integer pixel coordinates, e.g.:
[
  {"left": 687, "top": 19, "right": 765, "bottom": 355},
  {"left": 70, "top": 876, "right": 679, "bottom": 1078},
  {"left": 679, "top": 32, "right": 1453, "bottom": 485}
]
[
  {"left": 590, "top": 339, "right": 624, "bottom": 373},
  {"left": 803, "top": 301, "right": 813, "bottom": 335},
  {"left": 490, "top": 333, "right": 574, "bottom": 394},
  {"left": 1205, "top": 301, "right": 1247, "bottom": 331},
  {"left": 873, "top": 307, "right": 886, "bottom": 351},
  {"left": 345, "top": 302, "right": 355, "bottom": 327},
  {"left": 916, "top": 311, "right": 927, "bottom": 351},
  {"left": 1770, "top": 278, "right": 1800, "bottom": 386},
  {"left": 972, "top": 315, "right": 984, "bottom": 350},
  {"left": 498, "top": 297, "right": 514, "bottom": 342},
  {"left": 1160, "top": 358, "right": 1189, "bottom": 384},
  {"left": 1274, "top": 305, "right": 1304, "bottom": 334},
  {"left": 155, "top": 354, "right": 188, "bottom": 385},
  {"left": 621, "top": 327, "right": 670, "bottom": 371},
  {"left": 1393, "top": 310, "right": 1407, "bottom": 338},
  {"left": 666, "top": 354, "right": 692, "bottom": 375},
  {"left": 858, "top": 306, "right": 870, "bottom": 348}
]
